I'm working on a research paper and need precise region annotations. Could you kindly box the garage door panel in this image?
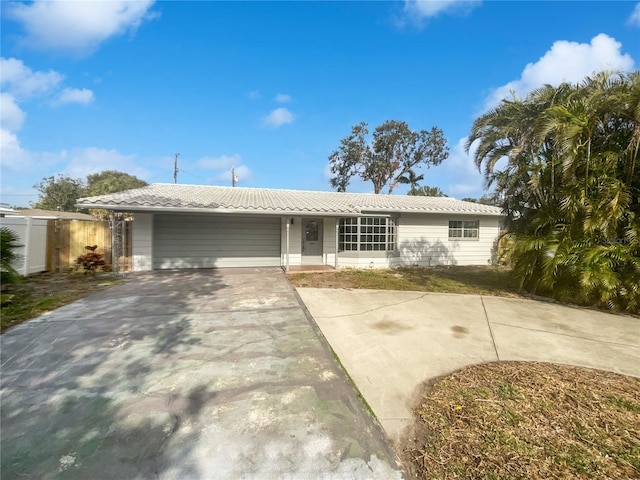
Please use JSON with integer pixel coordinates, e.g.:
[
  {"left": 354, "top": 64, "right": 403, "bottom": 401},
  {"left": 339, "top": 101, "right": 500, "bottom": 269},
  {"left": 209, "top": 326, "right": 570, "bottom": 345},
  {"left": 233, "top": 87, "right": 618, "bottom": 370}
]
[{"left": 153, "top": 214, "right": 281, "bottom": 269}]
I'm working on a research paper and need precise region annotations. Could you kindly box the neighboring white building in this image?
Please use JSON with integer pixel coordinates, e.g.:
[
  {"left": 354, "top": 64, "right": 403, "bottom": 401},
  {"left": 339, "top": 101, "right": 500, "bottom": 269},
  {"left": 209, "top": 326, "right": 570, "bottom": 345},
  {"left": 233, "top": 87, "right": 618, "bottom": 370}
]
[{"left": 76, "top": 184, "right": 503, "bottom": 272}]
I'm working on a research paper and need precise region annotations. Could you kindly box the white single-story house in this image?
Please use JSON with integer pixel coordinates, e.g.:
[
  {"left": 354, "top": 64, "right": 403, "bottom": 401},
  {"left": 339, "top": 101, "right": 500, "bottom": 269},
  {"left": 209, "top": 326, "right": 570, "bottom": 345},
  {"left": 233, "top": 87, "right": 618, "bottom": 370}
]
[{"left": 76, "top": 183, "right": 503, "bottom": 272}]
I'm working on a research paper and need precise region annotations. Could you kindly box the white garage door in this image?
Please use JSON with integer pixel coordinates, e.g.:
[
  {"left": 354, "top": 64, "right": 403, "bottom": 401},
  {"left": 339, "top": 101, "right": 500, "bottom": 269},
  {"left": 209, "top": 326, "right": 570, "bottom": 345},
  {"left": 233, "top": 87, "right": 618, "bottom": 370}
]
[{"left": 153, "top": 214, "right": 281, "bottom": 269}]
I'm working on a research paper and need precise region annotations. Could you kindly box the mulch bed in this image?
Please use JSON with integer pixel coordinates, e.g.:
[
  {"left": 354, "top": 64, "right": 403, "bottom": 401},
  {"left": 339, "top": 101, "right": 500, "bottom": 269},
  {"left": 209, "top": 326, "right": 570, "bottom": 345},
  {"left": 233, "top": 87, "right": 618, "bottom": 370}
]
[{"left": 400, "top": 361, "right": 640, "bottom": 479}]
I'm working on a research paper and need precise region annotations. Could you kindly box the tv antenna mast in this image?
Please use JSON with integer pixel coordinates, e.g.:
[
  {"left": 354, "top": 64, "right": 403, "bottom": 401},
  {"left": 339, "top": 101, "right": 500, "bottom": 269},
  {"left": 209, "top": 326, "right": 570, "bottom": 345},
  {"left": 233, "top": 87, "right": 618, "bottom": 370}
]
[
  {"left": 173, "top": 153, "right": 180, "bottom": 184},
  {"left": 232, "top": 166, "right": 239, "bottom": 187}
]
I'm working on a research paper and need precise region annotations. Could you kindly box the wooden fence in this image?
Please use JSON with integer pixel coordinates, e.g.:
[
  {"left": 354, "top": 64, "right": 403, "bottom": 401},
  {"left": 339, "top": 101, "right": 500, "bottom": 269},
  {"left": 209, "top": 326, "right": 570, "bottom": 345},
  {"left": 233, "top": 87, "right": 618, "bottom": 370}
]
[{"left": 46, "top": 219, "right": 132, "bottom": 273}]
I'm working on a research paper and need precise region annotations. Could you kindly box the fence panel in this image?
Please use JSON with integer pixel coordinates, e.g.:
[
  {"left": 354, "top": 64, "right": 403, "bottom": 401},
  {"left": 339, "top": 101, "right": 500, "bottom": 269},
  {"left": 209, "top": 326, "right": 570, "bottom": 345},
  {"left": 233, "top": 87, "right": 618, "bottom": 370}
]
[
  {"left": 47, "top": 219, "right": 113, "bottom": 272},
  {"left": 3, "top": 217, "right": 130, "bottom": 274},
  {"left": 1, "top": 217, "right": 48, "bottom": 275}
]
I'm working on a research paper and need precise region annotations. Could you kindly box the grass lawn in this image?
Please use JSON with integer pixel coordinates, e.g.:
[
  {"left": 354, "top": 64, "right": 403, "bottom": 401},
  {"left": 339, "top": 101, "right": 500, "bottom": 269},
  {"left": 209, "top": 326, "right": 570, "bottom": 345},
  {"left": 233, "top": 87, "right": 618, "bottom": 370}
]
[
  {"left": 288, "top": 265, "right": 523, "bottom": 298},
  {"left": 1, "top": 273, "right": 122, "bottom": 332}
]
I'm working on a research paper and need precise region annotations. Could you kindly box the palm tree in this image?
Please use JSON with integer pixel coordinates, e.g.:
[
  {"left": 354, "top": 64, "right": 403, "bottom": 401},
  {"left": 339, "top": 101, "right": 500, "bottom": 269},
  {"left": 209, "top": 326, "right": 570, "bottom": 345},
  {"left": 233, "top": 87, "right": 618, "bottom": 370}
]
[
  {"left": 397, "top": 169, "right": 424, "bottom": 195},
  {"left": 468, "top": 71, "right": 640, "bottom": 313},
  {"left": 1, "top": 227, "right": 22, "bottom": 286}
]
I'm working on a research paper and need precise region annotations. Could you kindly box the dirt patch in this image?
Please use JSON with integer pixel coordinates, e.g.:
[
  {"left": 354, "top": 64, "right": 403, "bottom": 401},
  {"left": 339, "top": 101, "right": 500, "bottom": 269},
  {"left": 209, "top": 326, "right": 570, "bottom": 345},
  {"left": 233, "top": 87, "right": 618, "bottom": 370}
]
[
  {"left": 1, "top": 272, "right": 122, "bottom": 332},
  {"left": 399, "top": 361, "right": 640, "bottom": 480},
  {"left": 288, "top": 266, "right": 522, "bottom": 298}
]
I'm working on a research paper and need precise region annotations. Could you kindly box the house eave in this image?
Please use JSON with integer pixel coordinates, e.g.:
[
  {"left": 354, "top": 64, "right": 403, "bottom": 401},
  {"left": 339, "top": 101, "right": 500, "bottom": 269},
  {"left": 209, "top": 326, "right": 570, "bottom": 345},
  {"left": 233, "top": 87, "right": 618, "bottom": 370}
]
[
  {"left": 74, "top": 204, "right": 363, "bottom": 217},
  {"left": 359, "top": 207, "right": 503, "bottom": 217},
  {"left": 75, "top": 203, "right": 503, "bottom": 217}
]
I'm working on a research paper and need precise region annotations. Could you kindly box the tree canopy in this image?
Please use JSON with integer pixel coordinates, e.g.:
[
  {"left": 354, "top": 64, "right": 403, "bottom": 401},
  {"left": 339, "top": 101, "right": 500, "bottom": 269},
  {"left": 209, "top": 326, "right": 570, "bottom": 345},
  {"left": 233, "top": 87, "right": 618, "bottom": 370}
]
[
  {"left": 460, "top": 193, "right": 500, "bottom": 205},
  {"left": 329, "top": 120, "right": 449, "bottom": 194},
  {"left": 468, "top": 70, "right": 640, "bottom": 312},
  {"left": 408, "top": 185, "right": 448, "bottom": 197},
  {"left": 33, "top": 175, "right": 85, "bottom": 212},
  {"left": 85, "top": 170, "right": 147, "bottom": 197},
  {"left": 32, "top": 171, "right": 148, "bottom": 217}
]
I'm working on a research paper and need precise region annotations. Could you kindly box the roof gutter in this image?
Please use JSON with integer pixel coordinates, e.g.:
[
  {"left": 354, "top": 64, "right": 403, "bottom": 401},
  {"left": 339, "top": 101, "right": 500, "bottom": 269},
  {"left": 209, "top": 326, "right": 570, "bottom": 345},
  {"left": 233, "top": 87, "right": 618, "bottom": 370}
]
[
  {"left": 359, "top": 207, "right": 503, "bottom": 217},
  {"left": 73, "top": 203, "right": 362, "bottom": 217},
  {"left": 75, "top": 204, "right": 503, "bottom": 217}
]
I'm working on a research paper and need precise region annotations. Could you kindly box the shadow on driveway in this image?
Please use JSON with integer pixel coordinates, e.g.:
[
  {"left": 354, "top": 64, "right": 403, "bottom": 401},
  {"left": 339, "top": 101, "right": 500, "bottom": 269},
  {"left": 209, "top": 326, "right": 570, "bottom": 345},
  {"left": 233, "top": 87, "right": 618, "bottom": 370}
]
[{"left": 1, "top": 269, "right": 403, "bottom": 479}]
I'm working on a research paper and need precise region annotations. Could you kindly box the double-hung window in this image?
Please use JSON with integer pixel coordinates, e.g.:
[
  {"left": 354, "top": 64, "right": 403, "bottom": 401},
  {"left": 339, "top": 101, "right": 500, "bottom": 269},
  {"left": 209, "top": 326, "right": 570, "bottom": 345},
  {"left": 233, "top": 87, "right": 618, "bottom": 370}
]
[
  {"left": 449, "top": 220, "right": 479, "bottom": 239},
  {"left": 339, "top": 217, "right": 396, "bottom": 252}
]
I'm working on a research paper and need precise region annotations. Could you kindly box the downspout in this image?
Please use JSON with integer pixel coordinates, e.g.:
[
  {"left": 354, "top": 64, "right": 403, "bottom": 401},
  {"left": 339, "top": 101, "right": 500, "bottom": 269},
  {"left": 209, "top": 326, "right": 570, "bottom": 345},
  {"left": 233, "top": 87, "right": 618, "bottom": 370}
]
[
  {"left": 286, "top": 220, "right": 290, "bottom": 272},
  {"left": 334, "top": 220, "right": 339, "bottom": 270}
]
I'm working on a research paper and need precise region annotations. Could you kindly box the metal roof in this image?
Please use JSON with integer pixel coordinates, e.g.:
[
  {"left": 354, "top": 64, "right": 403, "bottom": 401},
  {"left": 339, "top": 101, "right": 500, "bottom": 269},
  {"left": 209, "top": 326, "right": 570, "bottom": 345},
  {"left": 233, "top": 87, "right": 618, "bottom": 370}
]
[{"left": 76, "top": 183, "right": 503, "bottom": 216}]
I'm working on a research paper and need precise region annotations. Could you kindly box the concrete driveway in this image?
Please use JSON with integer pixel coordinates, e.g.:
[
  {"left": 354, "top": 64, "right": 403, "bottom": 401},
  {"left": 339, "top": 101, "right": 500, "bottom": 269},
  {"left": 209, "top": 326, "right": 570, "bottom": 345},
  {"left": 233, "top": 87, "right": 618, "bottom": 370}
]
[
  {"left": 296, "top": 288, "right": 640, "bottom": 444},
  {"left": 1, "top": 269, "right": 403, "bottom": 479}
]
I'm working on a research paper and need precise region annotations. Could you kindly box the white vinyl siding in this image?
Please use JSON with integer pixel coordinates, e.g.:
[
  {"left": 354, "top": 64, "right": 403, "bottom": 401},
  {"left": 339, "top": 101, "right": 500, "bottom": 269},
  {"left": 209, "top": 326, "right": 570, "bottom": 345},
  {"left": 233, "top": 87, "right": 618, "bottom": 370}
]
[
  {"left": 395, "top": 214, "right": 499, "bottom": 266},
  {"left": 322, "top": 218, "right": 337, "bottom": 266},
  {"left": 132, "top": 213, "right": 153, "bottom": 271},
  {"left": 153, "top": 214, "right": 281, "bottom": 269}
]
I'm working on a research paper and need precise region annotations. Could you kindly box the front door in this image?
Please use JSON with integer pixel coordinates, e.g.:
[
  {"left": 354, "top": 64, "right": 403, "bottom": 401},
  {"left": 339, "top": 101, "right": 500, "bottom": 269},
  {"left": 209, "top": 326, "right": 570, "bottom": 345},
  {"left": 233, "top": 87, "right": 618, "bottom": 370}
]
[{"left": 302, "top": 218, "right": 323, "bottom": 264}]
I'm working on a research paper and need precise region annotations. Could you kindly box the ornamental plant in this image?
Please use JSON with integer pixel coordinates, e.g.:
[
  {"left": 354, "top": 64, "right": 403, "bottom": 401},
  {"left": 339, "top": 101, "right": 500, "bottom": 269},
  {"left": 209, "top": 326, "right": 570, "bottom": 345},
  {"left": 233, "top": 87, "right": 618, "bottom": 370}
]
[{"left": 76, "top": 245, "right": 106, "bottom": 274}]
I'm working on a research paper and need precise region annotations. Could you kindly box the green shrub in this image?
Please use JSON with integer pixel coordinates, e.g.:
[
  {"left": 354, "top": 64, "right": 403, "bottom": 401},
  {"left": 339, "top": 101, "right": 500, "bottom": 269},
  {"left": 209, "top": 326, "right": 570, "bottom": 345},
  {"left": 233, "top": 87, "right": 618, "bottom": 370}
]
[{"left": 1, "top": 227, "right": 22, "bottom": 286}]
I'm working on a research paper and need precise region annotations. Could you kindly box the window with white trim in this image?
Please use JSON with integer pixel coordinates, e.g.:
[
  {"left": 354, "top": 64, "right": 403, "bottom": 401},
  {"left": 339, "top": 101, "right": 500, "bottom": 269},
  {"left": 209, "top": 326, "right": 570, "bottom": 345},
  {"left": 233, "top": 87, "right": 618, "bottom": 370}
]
[
  {"left": 449, "top": 220, "right": 479, "bottom": 239},
  {"left": 339, "top": 217, "right": 396, "bottom": 252}
]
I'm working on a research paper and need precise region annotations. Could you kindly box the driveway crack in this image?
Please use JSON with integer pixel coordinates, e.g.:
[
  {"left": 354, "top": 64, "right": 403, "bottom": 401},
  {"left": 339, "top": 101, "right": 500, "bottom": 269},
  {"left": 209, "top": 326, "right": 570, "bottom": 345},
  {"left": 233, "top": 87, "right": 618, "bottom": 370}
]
[
  {"left": 481, "top": 296, "right": 500, "bottom": 361},
  {"left": 314, "top": 292, "right": 431, "bottom": 319},
  {"left": 154, "top": 414, "right": 181, "bottom": 479}
]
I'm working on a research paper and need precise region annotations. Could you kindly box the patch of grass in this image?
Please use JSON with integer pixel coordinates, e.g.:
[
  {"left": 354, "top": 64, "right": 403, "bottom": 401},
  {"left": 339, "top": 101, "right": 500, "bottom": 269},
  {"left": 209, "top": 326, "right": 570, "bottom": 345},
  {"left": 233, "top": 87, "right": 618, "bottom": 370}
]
[
  {"left": 1, "top": 273, "right": 122, "bottom": 332},
  {"left": 401, "top": 362, "right": 640, "bottom": 480},
  {"left": 289, "top": 265, "right": 522, "bottom": 297}
]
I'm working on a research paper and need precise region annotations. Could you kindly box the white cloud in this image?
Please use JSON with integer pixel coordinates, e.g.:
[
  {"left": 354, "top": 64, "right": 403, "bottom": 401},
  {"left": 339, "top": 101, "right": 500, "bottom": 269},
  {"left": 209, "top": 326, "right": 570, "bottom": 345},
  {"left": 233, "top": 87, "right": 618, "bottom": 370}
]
[
  {"left": 214, "top": 164, "right": 251, "bottom": 183},
  {"left": 7, "top": 0, "right": 156, "bottom": 55},
  {"left": 0, "top": 94, "right": 27, "bottom": 132},
  {"left": 274, "top": 93, "right": 292, "bottom": 103},
  {"left": 628, "top": 3, "right": 640, "bottom": 26},
  {"left": 262, "top": 107, "right": 295, "bottom": 128},
  {"left": 195, "top": 154, "right": 252, "bottom": 184},
  {"left": 247, "top": 90, "right": 261, "bottom": 99},
  {"left": 0, "top": 128, "right": 61, "bottom": 172},
  {"left": 440, "top": 137, "right": 485, "bottom": 198},
  {"left": 53, "top": 88, "right": 95, "bottom": 106},
  {"left": 403, "top": 0, "right": 481, "bottom": 21},
  {"left": 486, "top": 33, "right": 635, "bottom": 108},
  {"left": 0, "top": 128, "right": 29, "bottom": 169},
  {"left": 196, "top": 154, "right": 242, "bottom": 170},
  {"left": 64, "top": 147, "right": 149, "bottom": 180},
  {"left": 0, "top": 57, "right": 63, "bottom": 98}
]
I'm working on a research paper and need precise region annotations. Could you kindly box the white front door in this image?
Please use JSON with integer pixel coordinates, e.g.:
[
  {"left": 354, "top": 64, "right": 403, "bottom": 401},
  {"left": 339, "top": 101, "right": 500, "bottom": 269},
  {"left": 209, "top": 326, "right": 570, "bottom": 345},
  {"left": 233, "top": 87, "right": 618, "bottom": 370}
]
[{"left": 302, "top": 218, "right": 323, "bottom": 264}]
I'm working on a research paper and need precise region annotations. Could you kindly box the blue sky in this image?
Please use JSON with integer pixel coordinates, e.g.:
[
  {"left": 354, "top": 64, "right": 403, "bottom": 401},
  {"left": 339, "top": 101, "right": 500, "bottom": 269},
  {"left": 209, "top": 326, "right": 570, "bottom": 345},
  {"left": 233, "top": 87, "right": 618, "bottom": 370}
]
[{"left": 2, "top": 1, "right": 639, "bottom": 207}]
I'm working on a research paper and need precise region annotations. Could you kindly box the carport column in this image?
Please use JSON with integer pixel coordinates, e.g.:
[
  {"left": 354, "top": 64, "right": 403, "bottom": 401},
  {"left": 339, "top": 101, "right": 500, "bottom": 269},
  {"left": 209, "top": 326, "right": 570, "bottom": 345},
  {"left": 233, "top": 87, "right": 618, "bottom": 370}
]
[
  {"left": 285, "top": 220, "right": 290, "bottom": 272},
  {"left": 110, "top": 213, "right": 118, "bottom": 275},
  {"left": 335, "top": 220, "right": 339, "bottom": 269}
]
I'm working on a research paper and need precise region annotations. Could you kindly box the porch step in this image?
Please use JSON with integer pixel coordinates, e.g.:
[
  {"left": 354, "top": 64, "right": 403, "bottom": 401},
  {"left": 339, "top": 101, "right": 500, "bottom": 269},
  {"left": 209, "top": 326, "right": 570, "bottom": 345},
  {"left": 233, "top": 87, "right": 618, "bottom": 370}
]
[{"left": 285, "top": 265, "right": 335, "bottom": 274}]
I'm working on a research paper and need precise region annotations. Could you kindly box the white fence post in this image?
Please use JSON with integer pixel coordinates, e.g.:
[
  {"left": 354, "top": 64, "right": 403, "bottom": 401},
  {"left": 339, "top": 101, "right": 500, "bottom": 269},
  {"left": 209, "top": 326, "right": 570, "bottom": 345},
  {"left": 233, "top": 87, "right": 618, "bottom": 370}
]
[{"left": 21, "top": 217, "right": 32, "bottom": 276}]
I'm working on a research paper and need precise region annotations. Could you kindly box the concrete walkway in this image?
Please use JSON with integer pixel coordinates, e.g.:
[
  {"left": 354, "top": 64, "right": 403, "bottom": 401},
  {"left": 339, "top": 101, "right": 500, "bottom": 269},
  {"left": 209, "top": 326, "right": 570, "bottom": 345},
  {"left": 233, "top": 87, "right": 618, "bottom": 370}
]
[
  {"left": 1, "top": 270, "right": 403, "bottom": 479},
  {"left": 297, "top": 288, "right": 640, "bottom": 444}
]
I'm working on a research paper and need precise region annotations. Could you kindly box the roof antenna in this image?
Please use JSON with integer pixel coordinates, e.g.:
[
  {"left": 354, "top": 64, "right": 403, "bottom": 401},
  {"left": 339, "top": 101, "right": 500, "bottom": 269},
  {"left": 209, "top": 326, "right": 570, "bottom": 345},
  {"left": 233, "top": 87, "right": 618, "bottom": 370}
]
[
  {"left": 232, "top": 165, "right": 239, "bottom": 187},
  {"left": 174, "top": 153, "right": 180, "bottom": 184}
]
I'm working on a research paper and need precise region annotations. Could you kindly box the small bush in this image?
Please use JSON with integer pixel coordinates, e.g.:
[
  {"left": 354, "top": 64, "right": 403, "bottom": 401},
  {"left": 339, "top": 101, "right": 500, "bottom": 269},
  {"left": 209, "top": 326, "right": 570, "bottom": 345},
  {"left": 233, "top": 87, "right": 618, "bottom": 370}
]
[
  {"left": 76, "top": 245, "right": 106, "bottom": 274},
  {"left": 1, "top": 227, "right": 22, "bottom": 287}
]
